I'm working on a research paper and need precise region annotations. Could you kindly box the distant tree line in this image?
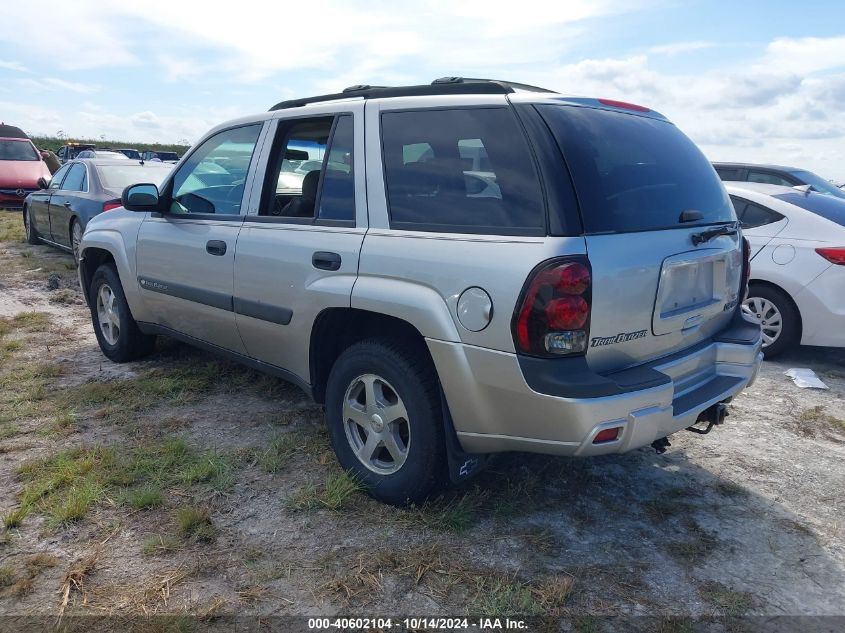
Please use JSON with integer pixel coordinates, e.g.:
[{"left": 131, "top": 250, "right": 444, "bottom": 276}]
[{"left": 29, "top": 135, "right": 191, "bottom": 156}]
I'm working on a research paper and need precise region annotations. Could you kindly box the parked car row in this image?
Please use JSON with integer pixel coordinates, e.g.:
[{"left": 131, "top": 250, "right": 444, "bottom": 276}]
[{"left": 22, "top": 158, "right": 173, "bottom": 263}]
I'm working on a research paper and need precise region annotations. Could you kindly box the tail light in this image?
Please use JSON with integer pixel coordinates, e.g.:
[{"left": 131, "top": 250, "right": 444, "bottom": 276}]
[
  {"left": 815, "top": 247, "right": 845, "bottom": 265},
  {"left": 742, "top": 237, "right": 751, "bottom": 296},
  {"left": 513, "top": 257, "right": 591, "bottom": 357},
  {"left": 102, "top": 200, "right": 122, "bottom": 212}
]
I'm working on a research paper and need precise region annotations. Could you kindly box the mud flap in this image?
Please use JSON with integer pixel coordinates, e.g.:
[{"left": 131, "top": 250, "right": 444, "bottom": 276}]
[{"left": 440, "top": 387, "right": 488, "bottom": 484}]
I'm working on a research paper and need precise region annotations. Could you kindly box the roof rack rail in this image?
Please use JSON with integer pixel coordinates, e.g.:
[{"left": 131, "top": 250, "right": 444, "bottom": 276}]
[{"left": 268, "top": 77, "right": 555, "bottom": 111}]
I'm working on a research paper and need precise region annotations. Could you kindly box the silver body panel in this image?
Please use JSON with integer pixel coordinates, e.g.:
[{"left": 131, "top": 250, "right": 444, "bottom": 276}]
[{"left": 79, "top": 90, "right": 762, "bottom": 456}]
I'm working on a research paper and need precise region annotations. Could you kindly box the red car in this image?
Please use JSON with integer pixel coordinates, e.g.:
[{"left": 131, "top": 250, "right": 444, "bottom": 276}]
[{"left": 0, "top": 124, "right": 51, "bottom": 210}]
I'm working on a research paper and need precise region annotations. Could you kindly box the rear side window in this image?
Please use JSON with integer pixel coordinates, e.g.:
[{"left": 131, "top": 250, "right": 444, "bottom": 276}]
[
  {"left": 537, "top": 105, "right": 735, "bottom": 233},
  {"left": 730, "top": 196, "right": 784, "bottom": 228},
  {"left": 715, "top": 167, "right": 743, "bottom": 181},
  {"left": 61, "top": 164, "right": 87, "bottom": 192},
  {"left": 381, "top": 108, "right": 544, "bottom": 235},
  {"left": 772, "top": 191, "right": 845, "bottom": 227},
  {"left": 747, "top": 170, "right": 793, "bottom": 186}
]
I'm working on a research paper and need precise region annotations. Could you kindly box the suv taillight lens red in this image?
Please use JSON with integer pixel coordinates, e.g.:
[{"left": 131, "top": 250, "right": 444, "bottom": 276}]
[
  {"left": 103, "top": 200, "right": 121, "bottom": 212},
  {"left": 815, "top": 247, "right": 845, "bottom": 265},
  {"left": 742, "top": 237, "right": 751, "bottom": 295},
  {"left": 513, "top": 258, "right": 591, "bottom": 356}
]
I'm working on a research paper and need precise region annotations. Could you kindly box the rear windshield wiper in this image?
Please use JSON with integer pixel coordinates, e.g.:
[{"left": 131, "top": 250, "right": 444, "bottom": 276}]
[{"left": 691, "top": 223, "right": 738, "bottom": 246}]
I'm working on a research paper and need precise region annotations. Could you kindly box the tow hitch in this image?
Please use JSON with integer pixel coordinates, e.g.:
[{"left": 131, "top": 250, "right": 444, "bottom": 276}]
[
  {"left": 686, "top": 402, "right": 729, "bottom": 435},
  {"left": 651, "top": 437, "right": 671, "bottom": 454}
]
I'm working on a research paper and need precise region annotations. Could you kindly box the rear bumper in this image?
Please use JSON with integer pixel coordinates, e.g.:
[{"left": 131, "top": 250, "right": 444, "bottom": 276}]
[
  {"left": 429, "top": 312, "right": 762, "bottom": 457},
  {"left": 796, "top": 264, "right": 845, "bottom": 348}
]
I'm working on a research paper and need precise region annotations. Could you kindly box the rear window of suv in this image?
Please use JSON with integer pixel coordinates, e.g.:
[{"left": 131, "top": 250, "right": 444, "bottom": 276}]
[
  {"left": 537, "top": 105, "right": 735, "bottom": 233},
  {"left": 381, "top": 108, "right": 544, "bottom": 236}
]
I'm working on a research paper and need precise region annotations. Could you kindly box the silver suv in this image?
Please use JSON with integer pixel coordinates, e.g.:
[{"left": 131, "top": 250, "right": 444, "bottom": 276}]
[{"left": 78, "top": 78, "right": 763, "bottom": 505}]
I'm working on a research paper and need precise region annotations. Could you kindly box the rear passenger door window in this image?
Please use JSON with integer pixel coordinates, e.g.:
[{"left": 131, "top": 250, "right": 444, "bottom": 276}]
[
  {"left": 380, "top": 108, "right": 544, "bottom": 235},
  {"left": 61, "top": 164, "right": 86, "bottom": 192},
  {"left": 260, "top": 114, "right": 355, "bottom": 224},
  {"left": 747, "top": 171, "right": 794, "bottom": 186}
]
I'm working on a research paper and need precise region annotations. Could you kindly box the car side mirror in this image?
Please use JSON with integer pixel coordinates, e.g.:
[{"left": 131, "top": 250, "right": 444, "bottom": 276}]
[
  {"left": 122, "top": 183, "right": 160, "bottom": 211},
  {"left": 37, "top": 176, "right": 49, "bottom": 190}
]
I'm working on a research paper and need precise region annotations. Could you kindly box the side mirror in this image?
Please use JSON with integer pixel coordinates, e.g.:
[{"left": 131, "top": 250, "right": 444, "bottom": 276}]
[
  {"left": 122, "top": 183, "right": 160, "bottom": 211},
  {"left": 37, "top": 176, "right": 49, "bottom": 190}
]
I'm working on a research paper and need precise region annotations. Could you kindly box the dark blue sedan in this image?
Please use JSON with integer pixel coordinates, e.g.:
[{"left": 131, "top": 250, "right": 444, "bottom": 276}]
[{"left": 23, "top": 159, "right": 172, "bottom": 263}]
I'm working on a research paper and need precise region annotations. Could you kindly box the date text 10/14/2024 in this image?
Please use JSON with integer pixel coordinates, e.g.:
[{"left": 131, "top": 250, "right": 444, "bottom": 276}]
[{"left": 308, "top": 617, "right": 529, "bottom": 630}]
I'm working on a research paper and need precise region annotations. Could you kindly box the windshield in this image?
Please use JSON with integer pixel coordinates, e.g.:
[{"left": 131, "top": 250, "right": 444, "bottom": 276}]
[
  {"left": 538, "top": 105, "right": 735, "bottom": 233},
  {"left": 156, "top": 152, "right": 179, "bottom": 161},
  {"left": 0, "top": 139, "right": 39, "bottom": 161},
  {"left": 97, "top": 164, "right": 172, "bottom": 190},
  {"left": 773, "top": 191, "right": 845, "bottom": 227},
  {"left": 118, "top": 149, "right": 140, "bottom": 159},
  {"left": 789, "top": 170, "right": 845, "bottom": 199}
]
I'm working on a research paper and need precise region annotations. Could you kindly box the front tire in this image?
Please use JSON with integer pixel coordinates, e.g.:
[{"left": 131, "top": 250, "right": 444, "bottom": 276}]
[
  {"left": 89, "top": 264, "right": 156, "bottom": 362},
  {"left": 70, "top": 219, "right": 82, "bottom": 265},
  {"left": 742, "top": 285, "right": 799, "bottom": 358},
  {"left": 24, "top": 207, "right": 39, "bottom": 245},
  {"left": 325, "top": 339, "right": 447, "bottom": 505}
]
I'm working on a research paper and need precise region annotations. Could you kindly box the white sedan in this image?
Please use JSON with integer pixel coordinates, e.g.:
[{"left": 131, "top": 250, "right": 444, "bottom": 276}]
[{"left": 726, "top": 182, "right": 845, "bottom": 357}]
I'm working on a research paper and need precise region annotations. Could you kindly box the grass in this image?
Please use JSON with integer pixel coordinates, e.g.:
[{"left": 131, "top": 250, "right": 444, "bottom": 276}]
[
  {"left": 667, "top": 526, "right": 720, "bottom": 564},
  {"left": 410, "top": 493, "right": 484, "bottom": 534},
  {"left": 0, "top": 566, "right": 14, "bottom": 587},
  {"left": 288, "top": 471, "right": 363, "bottom": 511},
  {"left": 797, "top": 405, "right": 845, "bottom": 436},
  {"left": 124, "top": 484, "right": 163, "bottom": 509},
  {"left": 12, "top": 439, "right": 235, "bottom": 527},
  {"left": 175, "top": 506, "right": 215, "bottom": 541},
  {"left": 0, "top": 213, "right": 25, "bottom": 242},
  {"left": 467, "top": 573, "right": 574, "bottom": 617},
  {"left": 142, "top": 534, "right": 183, "bottom": 555},
  {"left": 698, "top": 580, "right": 753, "bottom": 616},
  {"left": 256, "top": 433, "right": 300, "bottom": 473}
]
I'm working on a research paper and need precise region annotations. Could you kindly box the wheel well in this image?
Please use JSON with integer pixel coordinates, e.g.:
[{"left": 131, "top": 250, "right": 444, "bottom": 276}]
[
  {"left": 748, "top": 279, "right": 803, "bottom": 336},
  {"left": 310, "top": 308, "right": 433, "bottom": 403},
  {"left": 79, "top": 247, "right": 115, "bottom": 301},
  {"left": 68, "top": 215, "right": 78, "bottom": 240}
]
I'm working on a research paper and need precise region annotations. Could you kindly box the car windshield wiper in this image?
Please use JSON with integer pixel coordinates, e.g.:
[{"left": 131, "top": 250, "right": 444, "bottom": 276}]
[{"left": 691, "top": 223, "right": 738, "bottom": 246}]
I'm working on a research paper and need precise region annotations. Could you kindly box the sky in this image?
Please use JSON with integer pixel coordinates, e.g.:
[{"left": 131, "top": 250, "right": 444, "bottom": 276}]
[{"left": 1, "top": 0, "right": 844, "bottom": 180}]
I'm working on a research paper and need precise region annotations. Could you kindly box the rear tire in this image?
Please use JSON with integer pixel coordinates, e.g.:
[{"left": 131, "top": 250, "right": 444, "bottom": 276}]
[
  {"left": 24, "top": 207, "right": 39, "bottom": 245},
  {"left": 742, "top": 284, "right": 799, "bottom": 358},
  {"left": 89, "top": 263, "right": 156, "bottom": 363},
  {"left": 325, "top": 338, "right": 448, "bottom": 505}
]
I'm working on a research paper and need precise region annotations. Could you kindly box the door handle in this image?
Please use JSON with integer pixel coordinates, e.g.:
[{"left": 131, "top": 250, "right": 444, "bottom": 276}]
[
  {"left": 312, "top": 251, "right": 341, "bottom": 271},
  {"left": 206, "top": 240, "right": 227, "bottom": 256}
]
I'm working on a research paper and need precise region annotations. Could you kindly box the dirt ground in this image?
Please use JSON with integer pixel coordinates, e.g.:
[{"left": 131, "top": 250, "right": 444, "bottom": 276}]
[{"left": 0, "top": 210, "right": 843, "bottom": 629}]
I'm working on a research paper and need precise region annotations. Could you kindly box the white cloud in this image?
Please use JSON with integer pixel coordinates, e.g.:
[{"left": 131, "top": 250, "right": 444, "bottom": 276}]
[
  {"left": 0, "top": 60, "right": 28, "bottom": 72},
  {"left": 648, "top": 41, "right": 716, "bottom": 56},
  {"left": 17, "top": 77, "right": 99, "bottom": 93},
  {"left": 758, "top": 36, "right": 845, "bottom": 75}
]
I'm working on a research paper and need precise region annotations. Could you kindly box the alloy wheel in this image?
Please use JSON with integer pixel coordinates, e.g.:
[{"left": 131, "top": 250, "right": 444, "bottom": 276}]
[
  {"left": 96, "top": 284, "right": 121, "bottom": 346},
  {"left": 342, "top": 373, "right": 410, "bottom": 475},
  {"left": 742, "top": 296, "right": 782, "bottom": 348}
]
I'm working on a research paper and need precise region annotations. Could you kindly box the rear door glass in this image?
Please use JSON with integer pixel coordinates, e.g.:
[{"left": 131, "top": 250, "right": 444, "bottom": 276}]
[
  {"left": 747, "top": 171, "right": 794, "bottom": 186},
  {"left": 537, "top": 104, "right": 735, "bottom": 233}
]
